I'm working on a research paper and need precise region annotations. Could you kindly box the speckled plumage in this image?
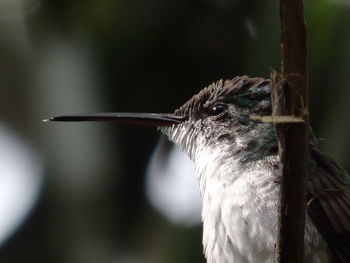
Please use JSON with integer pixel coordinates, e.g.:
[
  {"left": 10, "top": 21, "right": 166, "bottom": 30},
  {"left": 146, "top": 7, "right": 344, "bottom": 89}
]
[{"left": 161, "top": 76, "right": 350, "bottom": 263}]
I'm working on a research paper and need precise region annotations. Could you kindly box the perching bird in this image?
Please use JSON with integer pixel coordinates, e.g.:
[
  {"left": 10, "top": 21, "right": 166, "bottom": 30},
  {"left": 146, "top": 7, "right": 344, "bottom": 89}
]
[{"left": 48, "top": 76, "right": 350, "bottom": 263}]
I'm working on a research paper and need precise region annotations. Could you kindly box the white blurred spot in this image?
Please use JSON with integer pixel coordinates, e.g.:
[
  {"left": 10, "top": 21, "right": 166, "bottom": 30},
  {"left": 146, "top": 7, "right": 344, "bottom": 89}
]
[
  {"left": 146, "top": 137, "right": 201, "bottom": 227},
  {"left": 0, "top": 124, "right": 43, "bottom": 246}
]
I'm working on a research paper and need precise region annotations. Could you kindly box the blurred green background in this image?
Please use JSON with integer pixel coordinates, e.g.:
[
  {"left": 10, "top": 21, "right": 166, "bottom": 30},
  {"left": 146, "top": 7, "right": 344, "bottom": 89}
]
[{"left": 0, "top": 0, "right": 349, "bottom": 262}]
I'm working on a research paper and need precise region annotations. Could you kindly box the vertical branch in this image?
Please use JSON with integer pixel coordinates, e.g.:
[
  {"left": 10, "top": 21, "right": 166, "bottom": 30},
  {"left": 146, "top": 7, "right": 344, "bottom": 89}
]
[{"left": 273, "top": 0, "right": 309, "bottom": 263}]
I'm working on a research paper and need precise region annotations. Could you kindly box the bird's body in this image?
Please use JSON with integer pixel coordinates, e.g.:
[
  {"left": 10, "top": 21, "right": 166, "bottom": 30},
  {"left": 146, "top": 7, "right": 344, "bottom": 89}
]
[
  {"left": 161, "top": 77, "right": 350, "bottom": 262},
  {"left": 176, "top": 139, "right": 331, "bottom": 263},
  {"left": 49, "top": 76, "right": 350, "bottom": 263}
]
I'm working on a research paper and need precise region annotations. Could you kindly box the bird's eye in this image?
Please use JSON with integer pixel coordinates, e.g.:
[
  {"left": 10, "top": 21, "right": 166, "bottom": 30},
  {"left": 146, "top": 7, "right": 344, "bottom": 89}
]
[{"left": 209, "top": 103, "right": 228, "bottom": 116}]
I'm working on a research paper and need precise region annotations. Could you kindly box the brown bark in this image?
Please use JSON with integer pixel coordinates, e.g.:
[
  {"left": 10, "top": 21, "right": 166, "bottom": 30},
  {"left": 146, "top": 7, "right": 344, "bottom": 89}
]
[{"left": 273, "top": 0, "right": 309, "bottom": 262}]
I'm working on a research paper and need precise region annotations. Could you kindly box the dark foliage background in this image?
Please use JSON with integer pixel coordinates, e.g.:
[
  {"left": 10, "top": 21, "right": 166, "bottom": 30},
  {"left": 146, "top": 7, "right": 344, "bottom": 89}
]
[{"left": 0, "top": 0, "right": 349, "bottom": 262}]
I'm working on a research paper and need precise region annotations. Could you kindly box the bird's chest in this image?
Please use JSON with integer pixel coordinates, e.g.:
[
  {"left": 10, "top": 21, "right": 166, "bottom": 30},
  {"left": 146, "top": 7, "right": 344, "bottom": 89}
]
[
  {"left": 197, "top": 162, "right": 280, "bottom": 263},
  {"left": 195, "top": 153, "right": 329, "bottom": 263}
]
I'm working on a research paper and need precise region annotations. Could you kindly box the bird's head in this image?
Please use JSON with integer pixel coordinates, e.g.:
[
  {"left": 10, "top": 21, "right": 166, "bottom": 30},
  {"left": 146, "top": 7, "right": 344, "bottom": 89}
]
[
  {"left": 48, "top": 76, "right": 277, "bottom": 163},
  {"left": 161, "top": 76, "right": 276, "bottom": 162}
]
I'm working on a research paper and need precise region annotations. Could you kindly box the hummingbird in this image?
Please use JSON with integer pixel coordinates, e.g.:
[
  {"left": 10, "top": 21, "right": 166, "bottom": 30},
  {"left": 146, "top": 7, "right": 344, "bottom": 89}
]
[{"left": 48, "top": 76, "right": 350, "bottom": 263}]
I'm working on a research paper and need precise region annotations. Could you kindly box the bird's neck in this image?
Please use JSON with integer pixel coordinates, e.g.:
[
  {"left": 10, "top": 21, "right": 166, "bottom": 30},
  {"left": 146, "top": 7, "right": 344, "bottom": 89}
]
[
  {"left": 193, "top": 144, "right": 279, "bottom": 196},
  {"left": 191, "top": 123, "right": 279, "bottom": 194}
]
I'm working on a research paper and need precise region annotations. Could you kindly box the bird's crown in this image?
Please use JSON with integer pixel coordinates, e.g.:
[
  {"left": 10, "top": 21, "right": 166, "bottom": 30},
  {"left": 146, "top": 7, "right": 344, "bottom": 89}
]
[{"left": 174, "top": 76, "right": 271, "bottom": 120}]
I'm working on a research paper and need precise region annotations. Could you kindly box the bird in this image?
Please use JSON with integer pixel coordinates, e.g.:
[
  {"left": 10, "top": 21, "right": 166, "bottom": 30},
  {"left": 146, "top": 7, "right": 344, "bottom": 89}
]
[{"left": 48, "top": 76, "right": 350, "bottom": 263}]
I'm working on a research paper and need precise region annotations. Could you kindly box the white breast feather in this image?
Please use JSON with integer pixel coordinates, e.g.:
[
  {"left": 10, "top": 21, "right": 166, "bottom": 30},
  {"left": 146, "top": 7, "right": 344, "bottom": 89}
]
[{"left": 194, "top": 146, "right": 328, "bottom": 263}]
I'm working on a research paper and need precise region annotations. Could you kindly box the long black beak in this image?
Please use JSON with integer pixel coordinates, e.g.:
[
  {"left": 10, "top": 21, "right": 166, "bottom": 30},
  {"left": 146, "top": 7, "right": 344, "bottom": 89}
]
[{"left": 45, "top": 112, "right": 185, "bottom": 127}]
